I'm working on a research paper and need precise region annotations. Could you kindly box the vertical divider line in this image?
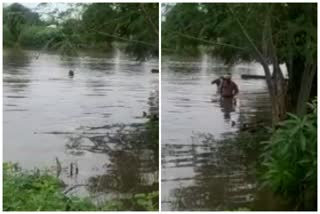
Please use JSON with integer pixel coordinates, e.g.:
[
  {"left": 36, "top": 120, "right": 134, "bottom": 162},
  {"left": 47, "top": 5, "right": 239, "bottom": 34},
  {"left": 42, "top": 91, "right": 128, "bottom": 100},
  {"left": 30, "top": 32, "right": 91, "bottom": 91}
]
[
  {"left": 0, "top": 3, "right": 3, "bottom": 210},
  {"left": 158, "top": 1, "right": 162, "bottom": 211}
]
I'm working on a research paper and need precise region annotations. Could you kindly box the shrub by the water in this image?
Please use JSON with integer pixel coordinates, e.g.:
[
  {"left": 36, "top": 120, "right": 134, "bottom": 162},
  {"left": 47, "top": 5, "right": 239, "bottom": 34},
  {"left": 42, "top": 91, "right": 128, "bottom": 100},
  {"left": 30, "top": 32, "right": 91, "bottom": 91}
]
[
  {"left": 19, "top": 25, "right": 62, "bottom": 49},
  {"left": 260, "top": 100, "right": 317, "bottom": 210},
  {"left": 3, "top": 162, "right": 158, "bottom": 211},
  {"left": 3, "top": 162, "right": 96, "bottom": 211}
]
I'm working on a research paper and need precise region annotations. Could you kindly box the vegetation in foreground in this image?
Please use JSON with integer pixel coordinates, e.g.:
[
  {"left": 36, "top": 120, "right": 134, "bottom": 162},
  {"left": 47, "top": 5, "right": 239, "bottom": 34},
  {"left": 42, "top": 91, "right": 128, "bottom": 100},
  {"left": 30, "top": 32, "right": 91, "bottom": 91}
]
[
  {"left": 234, "top": 100, "right": 317, "bottom": 211},
  {"left": 260, "top": 100, "right": 317, "bottom": 210},
  {"left": 221, "top": 100, "right": 316, "bottom": 211},
  {"left": 3, "top": 162, "right": 158, "bottom": 211}
]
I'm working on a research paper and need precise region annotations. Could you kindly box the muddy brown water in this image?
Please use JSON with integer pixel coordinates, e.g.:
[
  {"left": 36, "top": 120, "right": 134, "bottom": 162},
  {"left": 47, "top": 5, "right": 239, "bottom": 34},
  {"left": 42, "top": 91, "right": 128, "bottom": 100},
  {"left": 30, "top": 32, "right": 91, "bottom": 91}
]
[
  {"left": 3, "top": 49, "right": 159, "bottom": 205},
  {"left": 161, "top": 55, "right": 289, "bottom": 211}
]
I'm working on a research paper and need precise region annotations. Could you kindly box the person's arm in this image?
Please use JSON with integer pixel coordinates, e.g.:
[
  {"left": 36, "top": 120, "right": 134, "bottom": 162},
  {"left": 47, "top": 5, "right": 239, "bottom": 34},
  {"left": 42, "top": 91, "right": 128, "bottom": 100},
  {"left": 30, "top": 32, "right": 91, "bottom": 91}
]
[
  {"left": 233, "top": 82, "right": 239, "bottom": 96},
  {"left": 211, "top": 78, "right": 219, "bottom": 84}
]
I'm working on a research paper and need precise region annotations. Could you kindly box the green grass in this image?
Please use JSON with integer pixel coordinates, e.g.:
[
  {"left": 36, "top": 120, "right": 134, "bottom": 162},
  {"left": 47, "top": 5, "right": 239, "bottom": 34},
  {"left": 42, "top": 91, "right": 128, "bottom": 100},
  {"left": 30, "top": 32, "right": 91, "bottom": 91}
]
[{"left": 3, "top": 162, "right": 158, "bottom": 211}]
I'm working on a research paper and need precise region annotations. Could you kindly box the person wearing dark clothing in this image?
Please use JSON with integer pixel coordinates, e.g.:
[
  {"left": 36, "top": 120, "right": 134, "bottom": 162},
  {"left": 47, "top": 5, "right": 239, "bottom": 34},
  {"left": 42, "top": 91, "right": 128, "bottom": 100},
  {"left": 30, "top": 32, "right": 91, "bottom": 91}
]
[
  {"left": 218, "top": 74, "right": 239, "bottom": 122},
  {"left": 220, "top": 75, "right": 239, "bottom": 98}
]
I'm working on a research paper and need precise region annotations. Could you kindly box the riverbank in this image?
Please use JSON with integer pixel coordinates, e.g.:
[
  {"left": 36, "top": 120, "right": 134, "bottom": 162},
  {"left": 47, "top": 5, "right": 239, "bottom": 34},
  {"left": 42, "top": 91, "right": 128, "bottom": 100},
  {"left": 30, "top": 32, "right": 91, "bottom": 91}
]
[{"left": 4, "top": 162, "right": 158, "bottom": 211}]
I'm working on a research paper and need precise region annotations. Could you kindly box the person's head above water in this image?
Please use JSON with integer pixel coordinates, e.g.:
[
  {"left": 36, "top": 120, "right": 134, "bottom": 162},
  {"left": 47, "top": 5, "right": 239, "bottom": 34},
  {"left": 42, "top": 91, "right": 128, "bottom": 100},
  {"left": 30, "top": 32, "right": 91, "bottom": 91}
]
[
  {"left": 223, "top": 74, "right": 231, "bottom": 82},
  {"left": 69, "top": 70, "right": 74, "bottom": 76},
  {"left": 224, "top": 74, "right": 231, "bottom": 80}
]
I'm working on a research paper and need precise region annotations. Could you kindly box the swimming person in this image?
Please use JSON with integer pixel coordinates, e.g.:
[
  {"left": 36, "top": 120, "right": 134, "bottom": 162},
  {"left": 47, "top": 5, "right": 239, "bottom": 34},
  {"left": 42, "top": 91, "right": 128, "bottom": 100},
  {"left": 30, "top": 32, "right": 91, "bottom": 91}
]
[{"left": 69, "top": 70, "right": 74, "bottom": 77}]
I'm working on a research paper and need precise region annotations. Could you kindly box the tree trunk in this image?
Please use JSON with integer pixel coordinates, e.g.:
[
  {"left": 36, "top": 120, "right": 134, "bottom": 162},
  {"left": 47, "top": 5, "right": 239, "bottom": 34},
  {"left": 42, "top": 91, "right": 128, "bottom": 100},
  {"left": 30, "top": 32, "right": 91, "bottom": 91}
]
[
  {"left": 270, "top": 55, "right": 287, "bottom": 123},
  {"left": 296, "top": 64, "right": 316, "bottom": 116},
  {"left": 260, "top": 63, "right": 287, "bottom": 123},
  {"left": 270, "top": 88, "right": 287, "bottom": 123},
  {"left": 286, "top": 56, "right": 305, "bottom": 113},
  {"left": 261, "top": 5, "right": 287, "bottom": 123},
  {"left": 230, "top": 5, "right": 289, "bottom": 123}
]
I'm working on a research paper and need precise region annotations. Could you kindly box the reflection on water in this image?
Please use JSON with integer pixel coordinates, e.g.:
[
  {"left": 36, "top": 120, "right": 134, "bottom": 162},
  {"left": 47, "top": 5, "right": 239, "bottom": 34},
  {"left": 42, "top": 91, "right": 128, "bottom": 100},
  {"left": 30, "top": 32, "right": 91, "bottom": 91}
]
[
  {"left": 161, "top": 55, "right": 286, "bottom": 211},
  {"left": 162, "top": 133, "right": 255, "bottom": 210},
  {"left": 64, "top": 122, "right": 158, "bottom": 205},
  {"left": 220, "top": 97, "right": 236, "bottom": 122},
  {"left": 3, "top": 49, "right": 158, "bottom": 206}
]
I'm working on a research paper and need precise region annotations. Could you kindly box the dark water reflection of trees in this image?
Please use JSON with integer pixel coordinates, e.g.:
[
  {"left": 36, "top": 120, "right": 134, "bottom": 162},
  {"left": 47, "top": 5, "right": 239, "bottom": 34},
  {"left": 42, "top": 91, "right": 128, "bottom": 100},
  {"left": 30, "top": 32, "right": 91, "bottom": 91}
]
[
  {"left": 163, "top": 132, "right": 256, "bottom": 211},
  {"left": 3, "top": 49, "right": 32, "bottom": 69},
  {"left": 163, "top": 130, "right": 289, "bottom": 211},
  {"left": 3, "top": 49, "right": 33, "bottom": 94},
  {"left": 64, "top": 90, "right": 159, "bottom": 207}
]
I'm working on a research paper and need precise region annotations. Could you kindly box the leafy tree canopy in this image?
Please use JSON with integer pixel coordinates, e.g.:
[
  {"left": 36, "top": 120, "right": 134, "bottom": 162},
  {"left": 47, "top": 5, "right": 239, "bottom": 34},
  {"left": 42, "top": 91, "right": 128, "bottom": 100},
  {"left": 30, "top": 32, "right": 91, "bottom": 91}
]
[{"left": 3, "top": 3, "right": 159, "bottom": 60}]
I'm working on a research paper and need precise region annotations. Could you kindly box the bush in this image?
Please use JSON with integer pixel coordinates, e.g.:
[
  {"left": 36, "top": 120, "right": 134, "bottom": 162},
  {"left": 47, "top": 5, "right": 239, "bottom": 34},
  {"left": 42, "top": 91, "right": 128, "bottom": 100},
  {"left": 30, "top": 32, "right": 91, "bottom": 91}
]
[
  {"left": 3, "top": 24, "right": 15, "bottom": 47},
  {"left": 3, "top": 162, "right": 159, "bottom": 211},
  {"left": 19, "top": 25, "right": 62, "bottom": 49},
  {"left": 3, "top": 162, "right": 96, "bottom": 211},
  {"left": 260, "top": 100, "right": 317, "bottom": 210}
]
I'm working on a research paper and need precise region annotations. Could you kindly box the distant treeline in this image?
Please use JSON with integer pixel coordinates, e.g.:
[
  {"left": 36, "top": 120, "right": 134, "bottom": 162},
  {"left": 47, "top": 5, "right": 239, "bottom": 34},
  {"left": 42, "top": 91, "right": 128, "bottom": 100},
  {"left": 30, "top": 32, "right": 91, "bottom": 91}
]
[{"left": 3, "top": 3, "right": 159, "bottom": 60}]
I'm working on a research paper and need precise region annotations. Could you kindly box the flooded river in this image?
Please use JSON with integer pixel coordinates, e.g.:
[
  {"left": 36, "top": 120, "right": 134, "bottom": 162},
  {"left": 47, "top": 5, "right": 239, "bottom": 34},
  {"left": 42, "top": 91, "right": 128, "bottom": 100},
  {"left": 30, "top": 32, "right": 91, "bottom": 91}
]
[
  {"left": 3, "top": 49, "right": 159, "bottom": 205},
  {"left": 161, "top": 55, "right": 287, "bottom": 211}
]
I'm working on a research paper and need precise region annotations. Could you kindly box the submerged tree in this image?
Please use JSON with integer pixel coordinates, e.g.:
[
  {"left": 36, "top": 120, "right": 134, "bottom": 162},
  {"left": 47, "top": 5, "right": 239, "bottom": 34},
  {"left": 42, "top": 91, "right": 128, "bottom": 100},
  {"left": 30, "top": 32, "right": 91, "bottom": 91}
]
[{"left": 162, "top": 3, "right": 317, "bottom": 122}]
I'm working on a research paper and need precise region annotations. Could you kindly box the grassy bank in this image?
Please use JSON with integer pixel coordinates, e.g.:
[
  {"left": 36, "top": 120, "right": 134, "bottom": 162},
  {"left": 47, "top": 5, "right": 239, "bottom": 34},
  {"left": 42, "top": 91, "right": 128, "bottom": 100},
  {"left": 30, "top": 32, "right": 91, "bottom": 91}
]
[{"left": 3, "top": 162, "right": 158, "bottom": 211}]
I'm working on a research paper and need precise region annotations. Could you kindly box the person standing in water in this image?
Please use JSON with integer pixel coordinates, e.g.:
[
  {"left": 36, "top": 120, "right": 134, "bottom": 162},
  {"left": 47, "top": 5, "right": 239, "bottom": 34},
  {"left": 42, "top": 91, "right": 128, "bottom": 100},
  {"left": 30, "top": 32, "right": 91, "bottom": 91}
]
[
  {"left": 220, "top": 74, "right": 239, "bottom": 98},
  {"left": 219, "top": 74, "right": 239, "bottom": 121}
]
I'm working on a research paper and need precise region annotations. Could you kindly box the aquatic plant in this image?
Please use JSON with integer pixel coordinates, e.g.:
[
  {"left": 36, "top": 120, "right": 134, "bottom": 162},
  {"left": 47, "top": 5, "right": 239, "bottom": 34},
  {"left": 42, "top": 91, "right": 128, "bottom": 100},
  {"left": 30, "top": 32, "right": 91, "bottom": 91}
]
[{"left": 260, "top": 99, "right": 317, "bottom": 210}]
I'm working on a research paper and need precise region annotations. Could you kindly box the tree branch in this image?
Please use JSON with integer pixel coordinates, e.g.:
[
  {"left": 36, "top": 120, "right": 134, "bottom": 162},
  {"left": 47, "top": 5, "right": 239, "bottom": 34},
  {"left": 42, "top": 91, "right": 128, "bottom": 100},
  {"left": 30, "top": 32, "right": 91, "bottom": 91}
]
[
  {"left": 63, "top": 184, "right": 89, "bottom": 194},
  {"left": 173, "top": 31, "right": 248, "bottom": 51},
  {"left": 227, "top": 5, "right": 273, "bottom": 96},
  {"left": 140, "top": 4, "right": 158, "bottom": 36},
  {"left": 227, "top": 6, "right": 266, "bottom": 64},
  {"left": 92, "top": 29, "right": 157, "bottom": 48}
]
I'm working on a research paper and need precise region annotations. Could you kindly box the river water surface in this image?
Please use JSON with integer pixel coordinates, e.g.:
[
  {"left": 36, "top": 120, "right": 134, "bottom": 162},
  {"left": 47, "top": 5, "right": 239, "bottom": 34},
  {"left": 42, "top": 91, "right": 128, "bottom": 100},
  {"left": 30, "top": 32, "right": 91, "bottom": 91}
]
[
  {"left": 161, "top": 55, "right": 288, "bottom": 211},
  {"left": 4, "top": 49, "right": 159, "bottom": 205}
]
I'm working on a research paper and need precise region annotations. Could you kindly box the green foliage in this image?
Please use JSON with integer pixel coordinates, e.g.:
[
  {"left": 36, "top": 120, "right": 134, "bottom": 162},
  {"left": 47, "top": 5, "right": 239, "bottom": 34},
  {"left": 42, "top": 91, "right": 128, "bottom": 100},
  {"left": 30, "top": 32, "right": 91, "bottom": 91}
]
[
  {"left": 162, "top": 3, "right": 316, "bottom": 64},
  {"left": 82, "top": 3, "right": 159, "bottom": 60},
  {"left": 132, "top": 191, "right": 159, "bottom": 211},
  {"left": 3, "top": 162, "right": 159, "bottom": 211},
  {"left": 19, "top": 26, "right": 62, "bottom": 49},
  {"left": 3, "top": 3, "right": 158, "bottom": 60},
  {"left": 162, "top": 3, "right": 206, "bottom": 55},
  {"left": 3, "top": 3, "right": 42, "bottom": 43},
  {"left": 17, "top": 24, "right": 82, "bottom": 56},
  {"left": 3, "top": 24, "right": 15, "bottom": 47},
  {"left": 3, "top": 162, "right": 95, "bottom": 211},
  {"left": 260, "top": 100, "right": 317, "bottom": 210}
]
